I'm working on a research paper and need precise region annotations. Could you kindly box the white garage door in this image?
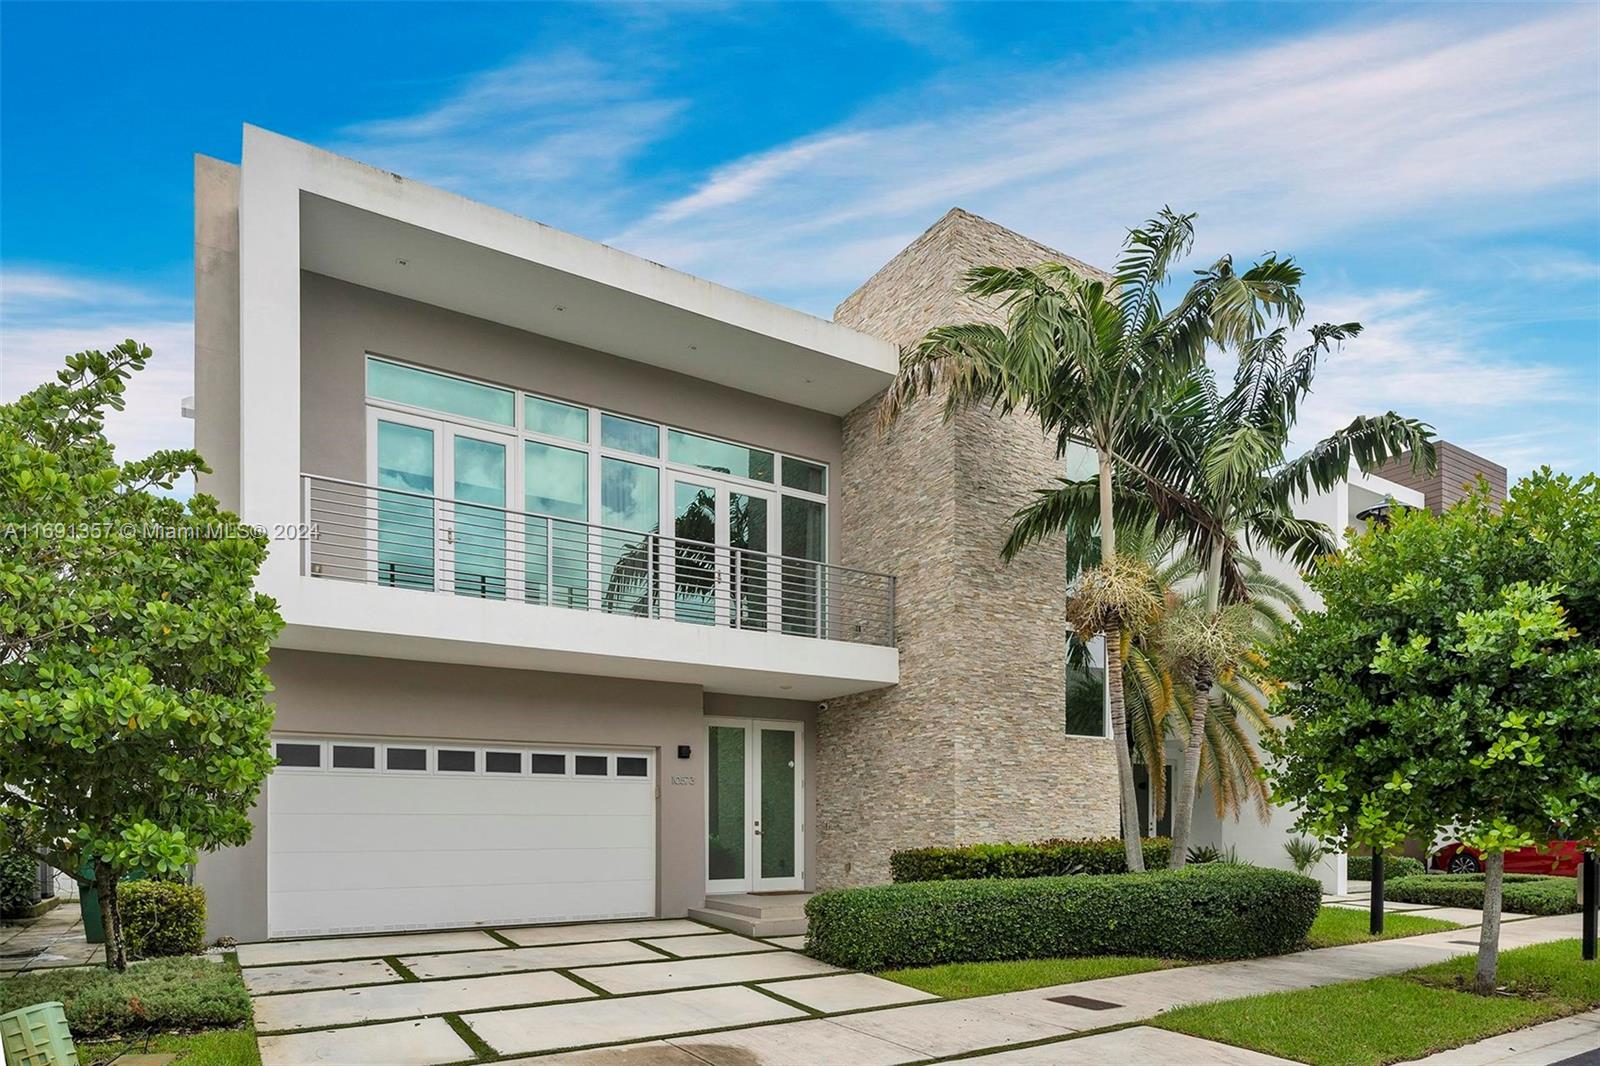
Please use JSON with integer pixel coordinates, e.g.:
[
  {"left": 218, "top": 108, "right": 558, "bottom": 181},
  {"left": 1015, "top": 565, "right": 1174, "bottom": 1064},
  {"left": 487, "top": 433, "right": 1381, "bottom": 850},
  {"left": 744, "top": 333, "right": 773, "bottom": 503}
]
[{"left": 267, "top": 737, "right": 655, "bottom": 938}]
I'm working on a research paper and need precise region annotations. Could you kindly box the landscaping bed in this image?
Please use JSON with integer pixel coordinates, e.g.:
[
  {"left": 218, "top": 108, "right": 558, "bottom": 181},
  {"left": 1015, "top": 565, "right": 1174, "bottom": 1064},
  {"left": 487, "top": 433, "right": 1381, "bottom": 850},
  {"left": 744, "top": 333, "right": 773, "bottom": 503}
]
[
  {"left": 890, "top": 836, "right": 1170, "bottom": 881},
  {"left": 1153, "top": 938, "right": 1600, "bottom": 1066},
  {"left": 0, "top": 955, "right": 252, "bottom": 1040},
  {"left": 1384, "top": 873, "right": 1578, "bottom": 915},
  {"left": 806, "top": 864, "right": 1320, "bottom": 970}
]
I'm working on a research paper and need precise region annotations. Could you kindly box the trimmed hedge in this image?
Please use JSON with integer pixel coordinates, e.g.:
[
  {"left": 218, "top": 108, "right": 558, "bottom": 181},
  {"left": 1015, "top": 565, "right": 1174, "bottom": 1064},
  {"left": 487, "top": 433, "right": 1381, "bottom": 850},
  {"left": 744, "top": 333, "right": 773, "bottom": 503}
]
[
  {"left": 1384, "top": 873, "right": 1578, "bottom": 916},
  {"left": 1347, "top": 854, "right": 1425, "bottom": 881},
  {"left": 0, "top": 852, "right": 39, "bottom": 917},
  {"left": 120, "top": 880, "right": 207, "bottom": 958},
  {"left": 806, "top": 864, "right": 1321, "bottom": 971},
  {"left": 890, "top": 837, "right": 1172, "bottom": 882},
  {"left": 0, "top": 956, "right": 249, "bottom": 1039}
]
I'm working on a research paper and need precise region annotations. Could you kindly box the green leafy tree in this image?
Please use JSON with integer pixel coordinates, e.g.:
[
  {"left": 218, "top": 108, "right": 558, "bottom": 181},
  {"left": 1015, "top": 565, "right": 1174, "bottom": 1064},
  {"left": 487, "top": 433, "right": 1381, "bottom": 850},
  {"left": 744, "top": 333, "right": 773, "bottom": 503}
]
[
  {"left": 0, "top": 341, "right": 283, "bottom": 970},
  {"left": 1264, "top": 471, "right": 1600, "bottom": 992},
  {"left": 883, "top": 209, "right": 1301, "bottom": 870}
]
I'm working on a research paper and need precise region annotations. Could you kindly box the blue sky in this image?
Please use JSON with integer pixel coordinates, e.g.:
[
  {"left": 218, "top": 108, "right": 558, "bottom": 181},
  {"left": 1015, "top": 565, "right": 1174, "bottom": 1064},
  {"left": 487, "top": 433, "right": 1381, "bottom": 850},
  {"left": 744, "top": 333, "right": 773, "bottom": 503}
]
[{"left": 3, "top": 1, "right": 1597, "bottom": 480}]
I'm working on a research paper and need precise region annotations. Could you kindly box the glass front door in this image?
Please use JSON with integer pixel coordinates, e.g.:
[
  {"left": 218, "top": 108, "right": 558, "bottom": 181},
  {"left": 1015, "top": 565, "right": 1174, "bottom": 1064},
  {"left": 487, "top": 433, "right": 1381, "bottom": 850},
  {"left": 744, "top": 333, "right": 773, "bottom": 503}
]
[{"left": 705, "top": 718, "right": 804, "bottom": 893}]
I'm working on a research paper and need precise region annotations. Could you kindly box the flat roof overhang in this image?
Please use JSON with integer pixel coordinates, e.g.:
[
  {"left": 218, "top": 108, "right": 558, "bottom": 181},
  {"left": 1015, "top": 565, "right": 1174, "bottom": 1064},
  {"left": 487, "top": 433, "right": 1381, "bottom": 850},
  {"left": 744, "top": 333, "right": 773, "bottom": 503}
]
[{"left": 269, "top": 128, "right": 897, "bottom": 416}]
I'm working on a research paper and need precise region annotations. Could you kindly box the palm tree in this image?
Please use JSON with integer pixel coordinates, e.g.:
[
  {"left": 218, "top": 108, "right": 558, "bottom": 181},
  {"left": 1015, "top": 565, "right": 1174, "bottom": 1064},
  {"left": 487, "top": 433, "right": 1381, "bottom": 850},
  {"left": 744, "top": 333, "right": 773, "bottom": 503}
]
[
  {"left": 1111, "top": 523, "right": 1303, "bottom": 830},
  {"left": 881, "top": 209, "right": 1303, "bottom": 871},
  {"left": 1136, "top": 330, "right": 1436, "bottom": 866}
]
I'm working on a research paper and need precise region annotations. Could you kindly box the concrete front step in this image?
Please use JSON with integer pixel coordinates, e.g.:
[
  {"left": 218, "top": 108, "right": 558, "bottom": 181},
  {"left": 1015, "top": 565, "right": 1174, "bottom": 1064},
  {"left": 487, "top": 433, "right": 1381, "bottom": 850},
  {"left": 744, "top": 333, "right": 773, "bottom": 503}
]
[
  {"left": 689, "top": 894, "right": 813, "bottom": 938},
  {"left": 687, "top": 907, "right": 808, "bottom": 938}
]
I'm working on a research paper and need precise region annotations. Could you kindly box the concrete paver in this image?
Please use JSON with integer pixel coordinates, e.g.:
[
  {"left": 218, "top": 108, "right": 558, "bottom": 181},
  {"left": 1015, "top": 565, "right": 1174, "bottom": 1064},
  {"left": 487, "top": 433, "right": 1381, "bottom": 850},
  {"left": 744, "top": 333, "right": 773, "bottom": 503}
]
[
  {"left": 400, "top": 938, "right": 661, "bottom": 980},
  {"left": 243, "top": 957, "right": 402, "bottom": 995},
  {"left": 765, "top": 935, "right": 807, "bottom": 950},
  {"left": 466, "top": 984, "right": 808, "bottom": 1056},
  {"left": 758, "top": 972, "right": 937, "bottom": 1013},
  {"left": 829, "top": 999, "right": 1080, "bottom": 1058},
  {"left": 1328, "top": 899, "right": 1440, "bottom": 913},
  {"left": 253, "top": 969, "right": 592, "bottom": 1031},
  {"left": 961, "top": 1025, "right": 1299, "bottom": 1064},
  {"left": 507, "top": 1041, "right": 706, "bottom": 1065},
  {"left": 1399, "top": 1010, "right": 1600, "bottom": 1064},
  {"left": 671, "top": 1018, "right": 926, "bottom": 1065},
  {"left": 574, "top": 950, "right": 839, "bottom": 994},
  {"left": 498, "top": 919, "right": 708, "bottom": 947},
  {"left": 237, "top": 929, "right": 501, "bottom": 967},
  {"left": 257, "top": 1017, "right": 472, "bottom": 1066},
  {"left": 640, "top": 932, "right": 775, "bottom": 957}
]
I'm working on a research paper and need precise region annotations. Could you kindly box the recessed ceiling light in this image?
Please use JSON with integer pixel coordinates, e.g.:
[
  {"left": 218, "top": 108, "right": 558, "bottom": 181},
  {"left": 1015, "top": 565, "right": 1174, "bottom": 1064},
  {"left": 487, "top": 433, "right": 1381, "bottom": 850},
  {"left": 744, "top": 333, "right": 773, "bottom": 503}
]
[
  {"left": 688, "top": 344, "right": 698, "bottom": 351},
  {"left": 395, "top": 258, "right": 408, "bottom": 266},
  {"left": 779, "top": 684, "right": 792, "bottom": 690},
  {"left": 554, "top": 305, "right": 565, "bottom": 312}
]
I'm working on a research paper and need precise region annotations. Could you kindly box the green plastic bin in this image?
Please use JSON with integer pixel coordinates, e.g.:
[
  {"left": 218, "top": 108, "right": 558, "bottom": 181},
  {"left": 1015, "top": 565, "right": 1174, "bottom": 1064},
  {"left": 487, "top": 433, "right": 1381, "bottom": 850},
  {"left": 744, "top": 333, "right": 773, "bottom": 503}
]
[
  {"left": 0, "top": 1000, "right": 80, "bottom": 1065},
  {"left": 76, "top": 864, "right": 147, "bottom": 944}
]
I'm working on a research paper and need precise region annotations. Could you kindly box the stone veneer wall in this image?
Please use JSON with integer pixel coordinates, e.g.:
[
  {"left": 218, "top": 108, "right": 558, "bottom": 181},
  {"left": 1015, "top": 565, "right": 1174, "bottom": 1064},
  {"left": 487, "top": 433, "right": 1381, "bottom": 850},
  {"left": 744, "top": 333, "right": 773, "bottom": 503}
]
[{"left": 817, "top": 208, "right": 1120, "bottom": 887}]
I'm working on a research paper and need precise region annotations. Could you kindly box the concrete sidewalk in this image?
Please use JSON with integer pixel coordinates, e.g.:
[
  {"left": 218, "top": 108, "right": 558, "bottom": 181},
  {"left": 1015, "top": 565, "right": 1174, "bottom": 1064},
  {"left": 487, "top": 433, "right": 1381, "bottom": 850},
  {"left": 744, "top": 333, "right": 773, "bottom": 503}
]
[{"left": 1399, "top": 1009, "right": 1600, "bottom": 1065}]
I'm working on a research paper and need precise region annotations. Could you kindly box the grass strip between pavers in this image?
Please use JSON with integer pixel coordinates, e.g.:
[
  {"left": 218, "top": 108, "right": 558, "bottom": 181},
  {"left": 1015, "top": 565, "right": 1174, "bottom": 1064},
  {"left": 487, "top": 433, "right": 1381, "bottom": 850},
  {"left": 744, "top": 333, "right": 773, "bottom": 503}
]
[
  {"left": 1153, "top": 938, "right": 1600, "bottom": 1066},
  {"left": 1304, "top": 905, "right": 1464, "bottom": 949},
  {"left": 879, "top": 955, "right": 1179, "bottom": 999}
]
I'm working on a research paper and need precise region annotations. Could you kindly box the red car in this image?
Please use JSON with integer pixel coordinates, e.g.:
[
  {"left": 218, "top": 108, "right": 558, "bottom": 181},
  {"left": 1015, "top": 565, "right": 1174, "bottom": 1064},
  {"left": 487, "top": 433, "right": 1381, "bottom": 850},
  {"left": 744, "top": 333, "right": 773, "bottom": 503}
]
[{"left": 1432, "top": 840, "right": 1583, "bottom": 876}]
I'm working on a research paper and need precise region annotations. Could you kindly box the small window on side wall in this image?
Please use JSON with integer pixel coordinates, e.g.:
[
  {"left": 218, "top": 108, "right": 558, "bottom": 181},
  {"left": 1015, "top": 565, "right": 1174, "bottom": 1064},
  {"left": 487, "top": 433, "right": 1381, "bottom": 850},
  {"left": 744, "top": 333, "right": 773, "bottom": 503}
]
[{"left": 1065, "top": 634, "right": 1108, "bottom": 738}]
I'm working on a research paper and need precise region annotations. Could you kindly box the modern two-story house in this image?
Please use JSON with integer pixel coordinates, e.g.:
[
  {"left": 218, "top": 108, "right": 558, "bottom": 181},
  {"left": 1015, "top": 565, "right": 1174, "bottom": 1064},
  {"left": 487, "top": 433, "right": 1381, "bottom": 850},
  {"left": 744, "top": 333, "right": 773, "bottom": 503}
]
[{"left": 192, "top": 128, "right": 1125, "bottom": 942}]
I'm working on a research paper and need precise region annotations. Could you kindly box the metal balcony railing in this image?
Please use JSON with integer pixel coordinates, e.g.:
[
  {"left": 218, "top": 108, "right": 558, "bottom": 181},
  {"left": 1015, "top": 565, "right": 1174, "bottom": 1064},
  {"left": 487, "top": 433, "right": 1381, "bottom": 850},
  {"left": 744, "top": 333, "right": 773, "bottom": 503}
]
[{"left": 300, "top": 474, "right": 896, "bottom": 647}]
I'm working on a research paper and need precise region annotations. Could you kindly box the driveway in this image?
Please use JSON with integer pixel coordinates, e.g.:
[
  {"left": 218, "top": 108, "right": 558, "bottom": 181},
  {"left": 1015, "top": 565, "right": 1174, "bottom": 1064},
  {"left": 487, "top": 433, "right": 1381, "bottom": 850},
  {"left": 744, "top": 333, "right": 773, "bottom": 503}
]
[{"left": 241, "top": 912, "right": 1585, "bottom": 1066}]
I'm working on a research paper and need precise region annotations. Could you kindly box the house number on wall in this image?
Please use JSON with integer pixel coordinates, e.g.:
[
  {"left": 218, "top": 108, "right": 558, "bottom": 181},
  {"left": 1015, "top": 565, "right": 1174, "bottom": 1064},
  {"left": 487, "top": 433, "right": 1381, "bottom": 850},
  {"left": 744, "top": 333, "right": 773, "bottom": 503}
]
[{"left": 671, "top": 775, "right": 695, "bottom": 786}]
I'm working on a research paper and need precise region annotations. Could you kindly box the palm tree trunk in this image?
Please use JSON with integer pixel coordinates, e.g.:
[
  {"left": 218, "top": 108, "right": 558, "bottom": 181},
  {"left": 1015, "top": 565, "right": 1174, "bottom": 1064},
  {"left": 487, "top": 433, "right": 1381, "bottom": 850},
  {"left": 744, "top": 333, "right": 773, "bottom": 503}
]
[
  {"left": 1096, "top": 451, "right": 1142, "bottom": 873},
  {"left": 1105, "top": 622, "right": 1145, "bottom": 873},
  {"left": 1169, "top": 664, "right": 1213, "bottom": 869},
  {"left": 1170, "top": 545, "right": 1226, "bottom": 869},
  {"left": 1472, "top": 851, "right": 1505, "bottom": 994}
]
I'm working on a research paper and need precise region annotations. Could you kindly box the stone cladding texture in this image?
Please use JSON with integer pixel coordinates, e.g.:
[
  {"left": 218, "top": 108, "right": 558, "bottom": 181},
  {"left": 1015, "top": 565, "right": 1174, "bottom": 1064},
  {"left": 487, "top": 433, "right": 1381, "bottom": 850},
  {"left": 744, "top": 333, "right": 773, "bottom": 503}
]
[{"left": 818, "top": 209, "right": 1120, "bottom": 888}]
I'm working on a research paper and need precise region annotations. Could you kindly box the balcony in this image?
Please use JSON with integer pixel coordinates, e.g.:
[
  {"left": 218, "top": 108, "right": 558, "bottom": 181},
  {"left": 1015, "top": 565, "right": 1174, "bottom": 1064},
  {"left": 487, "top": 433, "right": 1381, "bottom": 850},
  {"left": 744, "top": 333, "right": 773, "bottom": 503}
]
[{"left": 298, "top": 475, "right": 896, "bottom": 660}]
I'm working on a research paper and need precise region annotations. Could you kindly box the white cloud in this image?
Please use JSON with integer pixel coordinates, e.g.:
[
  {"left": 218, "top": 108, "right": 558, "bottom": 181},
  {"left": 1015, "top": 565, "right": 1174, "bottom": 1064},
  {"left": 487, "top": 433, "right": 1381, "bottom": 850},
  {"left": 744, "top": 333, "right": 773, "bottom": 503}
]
[
  {"left": 607, "top": 8, "right": 1600, "bottom": 313},
  {"left": 1276, "top": 288, "right": 1591, "bottom": 478},
  {"left": 1, "top": 271, "right": 195, "bottom": 493},
  {"left": 336, "top": 49, "right": 687, "bottom": 236}
]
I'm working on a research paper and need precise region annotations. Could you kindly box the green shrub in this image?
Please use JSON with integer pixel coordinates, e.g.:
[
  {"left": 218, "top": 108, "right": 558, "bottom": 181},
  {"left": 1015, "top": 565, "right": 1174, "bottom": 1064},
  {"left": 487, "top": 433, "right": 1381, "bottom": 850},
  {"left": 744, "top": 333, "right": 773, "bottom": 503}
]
[
  {"left": 806, "top": 864, "right": 1320, "bottom": 971},
  {"left": 0, "top": 956, "right": 249, "bottom": 1039},
  {"left": 1348, "top": 854, "right": 1425, "bottom": 880},
  {"left": 1385, "top": 873, "right": 1578, "bottom": 916},
  {"left": 120, "top": 880, "right": 206, "bottom": 957},
  {"left": 0, "top": 852, "right": 39, "bottom": 917},
  {"left": 890, "top": 837, "right": 1171, "bottom": 882}
]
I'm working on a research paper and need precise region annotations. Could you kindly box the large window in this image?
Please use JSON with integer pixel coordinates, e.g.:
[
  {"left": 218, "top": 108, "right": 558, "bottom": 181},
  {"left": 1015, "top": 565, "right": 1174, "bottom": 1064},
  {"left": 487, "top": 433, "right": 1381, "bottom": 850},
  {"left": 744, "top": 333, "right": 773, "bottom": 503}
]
[{"left": 363, "top": 355, "right": 832, "bottom": 618}]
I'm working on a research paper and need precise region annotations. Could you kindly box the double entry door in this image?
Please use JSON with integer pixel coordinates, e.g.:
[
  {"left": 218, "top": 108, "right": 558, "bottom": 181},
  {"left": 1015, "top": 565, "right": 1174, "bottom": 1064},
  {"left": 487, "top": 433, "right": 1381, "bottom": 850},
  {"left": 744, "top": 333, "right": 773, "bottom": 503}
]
[{"left": 706, "top": 718, "right": 804, "bottom": 893}]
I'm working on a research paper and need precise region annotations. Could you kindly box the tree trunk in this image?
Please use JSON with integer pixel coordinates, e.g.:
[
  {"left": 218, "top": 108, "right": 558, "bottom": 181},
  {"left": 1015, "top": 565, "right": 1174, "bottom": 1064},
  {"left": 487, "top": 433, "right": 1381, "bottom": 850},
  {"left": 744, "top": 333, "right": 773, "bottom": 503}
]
[
  {"left": 1106, "top": 624, "right": 1144, "bottom": 873},
  {"left": 1472, "top": 851, "right": 1505, "bottom": 994},
  {"left": 1169, "top": 664, "right": 1214, "bottom": 869},
  {"left": 1169, "top": 546, "right": 1224, "bottom": 870},
  {"left": 95, "top": 861, "right": 128, "bottom": 973},
  {"left": 1097, "top": 452, "right": 1141, "bottom": 873}
]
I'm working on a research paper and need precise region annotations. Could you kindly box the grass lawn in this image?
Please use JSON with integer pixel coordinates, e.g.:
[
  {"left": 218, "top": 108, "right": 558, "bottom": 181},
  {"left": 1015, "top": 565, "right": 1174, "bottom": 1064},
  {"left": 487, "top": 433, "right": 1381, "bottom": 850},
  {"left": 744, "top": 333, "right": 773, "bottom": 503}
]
[
  {"left": 880, "top": 956, "right": 1179, "bottom": 999},
  {"left": 78, "top": 1027, "right": 260, "bottom": 1066},
  {"left": 1305, "top": 905, "right": 1463, "bottom": 948},
  {"left": 1154, "top": 939, "right": 1599, "bottom": 1066}
]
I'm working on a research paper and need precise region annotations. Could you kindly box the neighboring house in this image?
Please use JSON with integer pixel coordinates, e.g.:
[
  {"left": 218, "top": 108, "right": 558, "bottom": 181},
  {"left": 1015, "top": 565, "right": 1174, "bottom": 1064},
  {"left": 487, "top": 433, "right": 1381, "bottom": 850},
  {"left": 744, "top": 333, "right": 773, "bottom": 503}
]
[
  {"left": 1171, "top": 451, "right": 1507, "bottom": 892},
  {"left": 190, "top": 129, "right": 1118, "bottom": 942}
]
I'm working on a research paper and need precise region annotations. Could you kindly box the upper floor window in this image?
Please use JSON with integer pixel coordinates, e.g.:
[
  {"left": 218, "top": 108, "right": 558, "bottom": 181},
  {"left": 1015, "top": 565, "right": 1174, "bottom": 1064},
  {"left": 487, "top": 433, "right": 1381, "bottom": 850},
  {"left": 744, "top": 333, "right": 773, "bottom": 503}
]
[
  {"left": 669, "top": 430, "right": 774, "bottom": 483},
  {"left": 368, "top": 357, "right": 514, "bottom": 426},
  {"left": 525, "top": 395, "right": 588, "bottom": 442}
]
